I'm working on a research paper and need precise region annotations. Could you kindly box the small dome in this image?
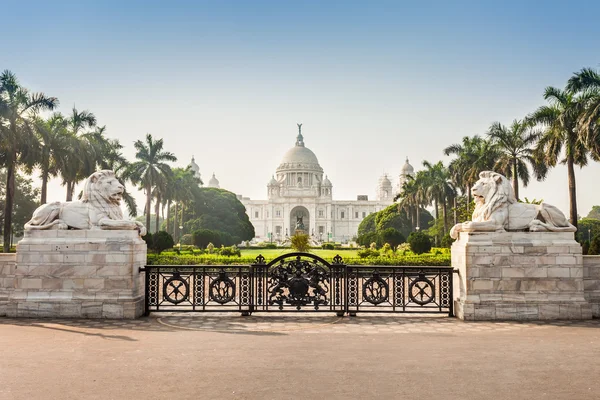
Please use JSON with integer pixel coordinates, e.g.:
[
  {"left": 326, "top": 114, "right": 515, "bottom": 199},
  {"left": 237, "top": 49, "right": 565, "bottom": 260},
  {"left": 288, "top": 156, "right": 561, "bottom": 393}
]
[
  {"left": 379, "top": 174, "right": 392, "bottom": 187},
  {"left": 208, "top": 173, "right": 220, "bottom": 188},
  {"left": 268, "top": 175, "right": 278, "bottom": 186},
  {"left": 322, "top": 175, "right": 332, "bottom": 187},
  {"left": 401, "top": 157, "right": 414, "bottom": 174},
  {"left": 189, "top": 156, "right": 202, "bottom": 181}
]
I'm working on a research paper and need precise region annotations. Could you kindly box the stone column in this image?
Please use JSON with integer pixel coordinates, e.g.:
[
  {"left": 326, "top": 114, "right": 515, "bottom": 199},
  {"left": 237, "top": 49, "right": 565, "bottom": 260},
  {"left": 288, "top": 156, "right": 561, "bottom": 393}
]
[
  {"left": 1, "top": 230, "right": 146, "bottom": 319},
  {"left": 452, "top": 231, "right": 592, "bottom": 320}
]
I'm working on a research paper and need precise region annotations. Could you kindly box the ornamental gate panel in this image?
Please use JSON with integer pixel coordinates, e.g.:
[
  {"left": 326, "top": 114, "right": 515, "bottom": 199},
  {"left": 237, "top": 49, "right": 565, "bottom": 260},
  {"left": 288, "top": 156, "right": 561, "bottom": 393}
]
[{"left": 142, "top": 253, "right": 454, "bottom": 316}]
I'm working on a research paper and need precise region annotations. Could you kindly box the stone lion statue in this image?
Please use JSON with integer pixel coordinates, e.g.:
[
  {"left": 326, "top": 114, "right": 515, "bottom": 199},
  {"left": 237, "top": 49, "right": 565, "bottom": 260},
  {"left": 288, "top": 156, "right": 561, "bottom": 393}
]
[
  {"left": 25, "top": 170, "right": 147, "bottom": 236},
  {"left": 449, "top": 171, "right": 576, "bottom": 239}
]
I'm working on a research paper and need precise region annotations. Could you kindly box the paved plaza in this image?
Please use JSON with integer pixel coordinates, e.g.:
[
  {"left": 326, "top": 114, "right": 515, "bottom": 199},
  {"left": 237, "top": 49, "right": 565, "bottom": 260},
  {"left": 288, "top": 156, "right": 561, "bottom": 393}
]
[{"left": 1, "top": 314, "right": 599, "bottom": 400}]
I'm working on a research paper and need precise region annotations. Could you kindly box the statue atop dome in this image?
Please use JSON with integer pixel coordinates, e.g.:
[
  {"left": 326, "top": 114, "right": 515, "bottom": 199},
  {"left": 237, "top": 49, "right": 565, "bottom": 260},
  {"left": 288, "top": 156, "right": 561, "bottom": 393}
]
[{"left": 296, "top": 123, "right": 304, "bottom": 147}]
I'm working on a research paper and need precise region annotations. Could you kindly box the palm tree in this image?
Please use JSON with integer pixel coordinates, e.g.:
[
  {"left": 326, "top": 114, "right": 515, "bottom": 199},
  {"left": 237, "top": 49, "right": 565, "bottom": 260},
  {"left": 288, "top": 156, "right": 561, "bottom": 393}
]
[
  {"left": 566, "top": 67, "right": 600, "bottom": 158},
  {"left": 170, "top": 167, "right": 201, "bottom": 240},
  {"left": 422, "top": 160, "right": 455, "bottom": 236},
  {"left": 444, "top": 135, "right": 498, "bottom": 214},
  {"left": 0, "top": 70, "right": 58, "bottom": 252},
  {"left": 528, "top": 86, "right": 592, "bottom": 228},
  {"left": 487, "top": 120, "right": 543, "bottom": 200},
  {"left": 33, "top": 113, "right": 71, "bottom": 204},
  {"left": 125, "top": 134, "right": 177, "bottom": 231},
  {"left": 61, "top": 107, "right": 97, "bottom": 201}
]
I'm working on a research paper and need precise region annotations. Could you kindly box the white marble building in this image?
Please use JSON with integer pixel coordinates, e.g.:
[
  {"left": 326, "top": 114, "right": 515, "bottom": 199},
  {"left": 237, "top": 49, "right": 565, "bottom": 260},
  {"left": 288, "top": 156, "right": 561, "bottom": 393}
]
[{"left": 235, "top": 125, "right": 415, "bottom": 243}]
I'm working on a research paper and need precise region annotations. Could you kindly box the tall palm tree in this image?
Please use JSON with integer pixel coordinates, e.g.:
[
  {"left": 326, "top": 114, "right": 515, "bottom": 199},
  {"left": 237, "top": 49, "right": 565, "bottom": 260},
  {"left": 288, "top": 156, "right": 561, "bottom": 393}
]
[
  {"left": 170, "top": 167, "right": 201, "bottom": 240},
  {"left": 566, "top": 67, "right": 600, "bottom": 157},
  {"left": 528, "top": 86, "right": 592, "bottom": 228},
  {"left": 0, "top": 70, "right": 58, "bottom": 252},
  {"left": 33, "top": 113, "right": 71, "bottom": 204},
  {"left": 422, "top": 160, "right": 455, "bottom": 236},
  {"left": 444, "top": 135, "right": 498, "bottom": 214},
  {"left": 61, "top": 107, "right": 97, "bottom": 201},
  {"left": 125, "top": 134, "right": 176, "bottom": 230},
  {"left": 487, "top": 120, "right": 543, "bottom": 200}
]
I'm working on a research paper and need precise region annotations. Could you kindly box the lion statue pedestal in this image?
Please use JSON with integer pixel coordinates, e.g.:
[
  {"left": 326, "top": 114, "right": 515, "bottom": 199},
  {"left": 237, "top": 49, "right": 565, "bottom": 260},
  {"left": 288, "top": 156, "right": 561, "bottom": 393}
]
[
  {"left": 450, "top": 171, "right": 590, "bottom": 320},
  {"left": 0, "top": 170, "right": 147, "bottom": 319}
]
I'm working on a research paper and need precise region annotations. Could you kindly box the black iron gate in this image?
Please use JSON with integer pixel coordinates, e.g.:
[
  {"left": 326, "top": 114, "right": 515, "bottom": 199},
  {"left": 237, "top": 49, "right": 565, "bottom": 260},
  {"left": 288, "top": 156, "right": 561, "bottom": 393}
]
[{"left": 142, "top": 253, "right": 454, "bottom": 316}]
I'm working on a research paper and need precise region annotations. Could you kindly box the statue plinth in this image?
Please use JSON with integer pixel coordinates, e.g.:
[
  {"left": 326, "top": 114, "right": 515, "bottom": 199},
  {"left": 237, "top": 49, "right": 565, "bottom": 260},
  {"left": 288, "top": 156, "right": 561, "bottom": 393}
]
[
  {"left": 0, "top": 230, "right": 146, "bottom": 319},
  {"left": 452, "top": 231, "right": 592, "bottom": 320}
]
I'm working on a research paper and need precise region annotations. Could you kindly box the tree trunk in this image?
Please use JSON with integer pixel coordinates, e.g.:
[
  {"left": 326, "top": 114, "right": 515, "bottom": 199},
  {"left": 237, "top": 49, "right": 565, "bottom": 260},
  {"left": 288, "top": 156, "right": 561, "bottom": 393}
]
[
  {"left": 3, "top": 161, "right": 16, "bottom": 253},
  {"left": 155, "top": 193, "right": 161, "bottom": 233},
  {"left": 434, "top": 197, "right": 439, "bottom": 245},
  {"left": 512, "top": 158, "right": 519, "bottom": 201},
  {"left": 173, "top": 202, "right": 178, "bottom": 239},
  {"left": 453, "top": 197, "right": 458, "bottom": 225},
  {"left": 166, "top": 200, "right": 171, "bottom": 234},
  {"left": 466, "top": 185, "right": 471, "bottom": 215},
  {"left": 416, "top": 205, "right": 421, "bottom": 231},
  {"left": 66, "top": 181, "right": 74, "bottom": 202},
  {"left": 567, "top": 155, "right": 578, "bottom": 228},
  {"left": 442, "top": 197, "right": 448, "bottom": 235},
  {"left": 41, "top": 171, "right": 48, "bottom": 204},
  {"left": 145, "top": 184, "right": 152, "bottom": 233}
]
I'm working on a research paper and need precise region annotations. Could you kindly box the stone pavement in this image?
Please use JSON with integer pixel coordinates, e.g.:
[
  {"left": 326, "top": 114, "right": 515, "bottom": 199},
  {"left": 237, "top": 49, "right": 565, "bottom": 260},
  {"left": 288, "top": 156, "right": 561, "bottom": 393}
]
[{"left": 1, "top": 314, "right": 599, "bottom": 399}]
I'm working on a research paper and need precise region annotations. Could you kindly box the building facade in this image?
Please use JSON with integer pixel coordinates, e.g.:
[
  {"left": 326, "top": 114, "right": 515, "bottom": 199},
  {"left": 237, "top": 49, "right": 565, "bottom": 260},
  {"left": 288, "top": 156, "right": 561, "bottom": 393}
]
[{"left": 236, "top": 125, "right": 414, "bottom": 243}]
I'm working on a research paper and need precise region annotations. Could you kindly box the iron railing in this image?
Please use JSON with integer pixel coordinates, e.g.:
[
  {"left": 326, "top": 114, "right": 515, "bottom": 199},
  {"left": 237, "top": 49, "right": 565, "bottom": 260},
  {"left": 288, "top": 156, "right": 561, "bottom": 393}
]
[{"left": 142, "top": 253, "right": 454, "bottom": 316}]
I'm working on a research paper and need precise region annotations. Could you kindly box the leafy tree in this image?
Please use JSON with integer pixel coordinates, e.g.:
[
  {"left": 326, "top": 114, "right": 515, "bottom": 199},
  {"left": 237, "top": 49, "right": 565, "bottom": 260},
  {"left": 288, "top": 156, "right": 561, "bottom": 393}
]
[
  {"left": 291, "top": 233, "right": 310, "bottom": 252},
  {"left": 183, "top": 187, "right": 254, "bottom": 244},
  {"left": 0, "top": 171, "right": 40, "bottom": 239},
  {"left": 576, "top": 218, "right": 600, "bottom": 243},
  {"left": 487, "top": 120, "right": 543, "bottom": 200},
  {"left": 589, "top": 235, "right": 600, "bottom": 255},
  {"left": 357, "top": 212, "right": 376, "bottom": 236},
  {"left": 586, "top": 206, "right": 600, "bottom": 220},
  {"left": 0, "top": 70, "right": 58, "bottom": 252},
  {"left": 125, "top": 134, "right": 176, "bottom": 231},
  {"left": 407, "top": 231, "right": 432, "bottom": 255},
  {"left": 379, "top": 228, "right": 405, "bottom": 249},
  {"left": 528, "top": 86, "right": 593, "bottom": 228}
]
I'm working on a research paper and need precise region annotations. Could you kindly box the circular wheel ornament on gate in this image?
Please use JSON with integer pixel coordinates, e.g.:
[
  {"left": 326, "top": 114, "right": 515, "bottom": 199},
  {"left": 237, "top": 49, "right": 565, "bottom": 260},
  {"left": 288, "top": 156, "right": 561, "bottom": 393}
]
[
  {"left": 163, "top": 276, "right": 190, "bottom": 304},
  {"left": 362, "top": 274, "right": 389, "bottom": 305},
  {"left": 408, "top": 277, "right": 435, "bottom": 305},
  {"left": 209, "top": 275, "right": 236, "bottom": 304}
]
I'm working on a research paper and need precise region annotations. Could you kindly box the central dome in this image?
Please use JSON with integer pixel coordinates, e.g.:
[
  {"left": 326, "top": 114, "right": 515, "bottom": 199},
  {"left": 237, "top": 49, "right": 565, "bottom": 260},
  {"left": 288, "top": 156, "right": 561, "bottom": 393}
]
[{"left": 276, "top": 126, "right": 323, "bottom": 172}]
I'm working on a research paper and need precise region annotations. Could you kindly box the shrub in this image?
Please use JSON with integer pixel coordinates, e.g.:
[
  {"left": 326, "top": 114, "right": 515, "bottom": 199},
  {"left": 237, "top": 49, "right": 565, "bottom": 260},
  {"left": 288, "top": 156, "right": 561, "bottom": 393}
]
[
  {"left": 407, "top": 231, "right": 432, "bottom": 255},
  {"left": 369, "top": 242, "right": 377, "bottom": 250},
  {"left": 381, "top": 243, "right": 392, "bottom": 254},
  {"left": 582, "top": 240, "right": 590, "bottom": 255},
  {"left": 207, "top": 242, "right": 215, "bottom": 253},
  {"left": 379, "top": 228, "right": 405, "bottom": 249},
  {"left": 193, "top": 229, "right": 218, "bottom": 248},
  {"left": 180, "top": 234, "right": 193, "bottom": 245},
  {"left": 322, "top": 243, "right": 335, "bottom": 250},
  {"left": 396, "top": 243, "right": 411, "bottom": 255},
  {"left": 357, "top": 248, "right": 380, "bottom": 258},
  {"left": 152, "top": 231, "right": 174, "bottom": 254},
  {"left": 219, "top": 245, "right": 241, "bottom": 257},
  {"left": 265, "top": 243, "right": 277, "bottom": 249},
  {"left": 291, "top": 233, "right": 310, "bottom": 252},
  {"left": 142, "top": 232, "right": 153, "bottom": 248},
  {"left": 589, "top": 235, "right": 600, "bottom": 255}
]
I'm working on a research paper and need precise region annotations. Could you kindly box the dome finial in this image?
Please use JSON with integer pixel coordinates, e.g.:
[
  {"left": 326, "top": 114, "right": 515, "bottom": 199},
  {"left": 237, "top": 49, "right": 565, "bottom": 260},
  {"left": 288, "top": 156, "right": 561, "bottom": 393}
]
[{"left": 296, "top": 123, "right": 304, "bottom": 147}]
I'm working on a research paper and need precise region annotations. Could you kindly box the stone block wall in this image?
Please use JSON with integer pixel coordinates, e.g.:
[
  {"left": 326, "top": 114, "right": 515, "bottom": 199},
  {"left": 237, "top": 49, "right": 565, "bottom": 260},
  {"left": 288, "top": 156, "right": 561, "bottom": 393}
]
[
  {"left": 583, "top": 255, "right": 600, "bottom": 318},
  {"left": 0, "top": 230, "right": 146, "bottom": 319},
  {"left": 452, "top": 232, "right": 592, "bottom": 320}
]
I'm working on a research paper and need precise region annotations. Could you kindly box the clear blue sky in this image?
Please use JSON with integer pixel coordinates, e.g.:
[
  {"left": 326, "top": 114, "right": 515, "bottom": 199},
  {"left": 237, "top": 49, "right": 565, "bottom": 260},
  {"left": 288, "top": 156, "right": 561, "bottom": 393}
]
[{"left": 2, "top": 0, "right": 599, "bottom": 216}]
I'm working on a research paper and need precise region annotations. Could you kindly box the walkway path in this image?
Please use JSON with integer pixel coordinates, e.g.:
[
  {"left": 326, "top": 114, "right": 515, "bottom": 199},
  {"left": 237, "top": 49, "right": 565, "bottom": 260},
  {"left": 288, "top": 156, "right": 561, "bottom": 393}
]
[{"left": 1, "top": 315, "right": 599, "bottom": 399}]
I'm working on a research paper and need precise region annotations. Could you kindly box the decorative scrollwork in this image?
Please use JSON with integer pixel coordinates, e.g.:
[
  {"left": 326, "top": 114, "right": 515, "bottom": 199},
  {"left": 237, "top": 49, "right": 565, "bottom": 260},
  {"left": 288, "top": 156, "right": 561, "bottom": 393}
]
[
  {"left": 362, "top": 272, "right": 389, "bottom": 305},
  {"left": 408, "top": 275, "right": 435, "bottom": 305},
  {"left": 163, "top": 273, "right": 190, "bottom": 304},
  {"left": 267, "top": 255, "right": 329, "bottom": 310},
  {"left": 332, "top": 254, "right": 343, "bottom": 265},
  {"left": 209, "top": 270, "right": 236, "bottom": 304},
  {"left": 255, "top": 254, "right": 266, "bottom": 265}
]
